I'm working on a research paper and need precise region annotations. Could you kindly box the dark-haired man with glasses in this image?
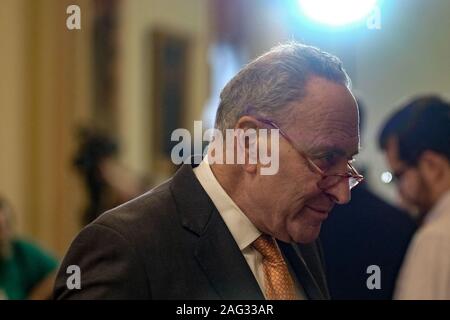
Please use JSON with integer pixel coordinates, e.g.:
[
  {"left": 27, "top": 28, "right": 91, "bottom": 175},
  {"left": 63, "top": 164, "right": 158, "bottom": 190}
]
[{"left": 379, "top": 96, "right": 450, "bottom": 299}]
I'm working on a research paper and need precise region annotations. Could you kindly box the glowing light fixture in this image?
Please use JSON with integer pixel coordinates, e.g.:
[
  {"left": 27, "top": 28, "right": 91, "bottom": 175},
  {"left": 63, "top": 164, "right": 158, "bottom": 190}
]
[
  {"left": 381, "top": 171, "right": 393, "bottom": 184},
  {"left": 298, "top": 0, "right": 378, "bottom": 26}
]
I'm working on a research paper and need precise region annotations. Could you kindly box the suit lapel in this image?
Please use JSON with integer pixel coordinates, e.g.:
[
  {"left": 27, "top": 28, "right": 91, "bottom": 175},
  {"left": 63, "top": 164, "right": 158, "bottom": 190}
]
[
  {"left": 170, "top": 163, "right": 264, "bottom": 300},
  {"left": 278, "top": 240, "right": 329, "bottom": 300},
  {"left": 194, "top": 209, "right": 264, "bottom": 300}
]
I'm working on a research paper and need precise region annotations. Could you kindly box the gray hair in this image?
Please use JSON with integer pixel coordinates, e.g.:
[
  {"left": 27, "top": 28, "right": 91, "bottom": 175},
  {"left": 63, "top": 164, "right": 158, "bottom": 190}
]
[{"left": 214, "top": 42, "right": 351, "bottom": 131}]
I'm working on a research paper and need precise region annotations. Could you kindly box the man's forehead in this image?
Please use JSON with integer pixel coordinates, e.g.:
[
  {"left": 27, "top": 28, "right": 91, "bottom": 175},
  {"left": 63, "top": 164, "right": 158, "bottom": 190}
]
[
  {"left": 308, "top": 143, "right": 360, "bottom": 159},
  {"left": 299, "top": 76, "right": 357, "bottom": 114},
  {"left": 288, "top": 119, "right": 360, "bottom": 160},
  {"left": 293, "top": 116, "right": 360, "bottom": 157},
  {"left": 285, "top": 76, "right": 360, "bottom": 155},
  {"left": 290, "top": 77, "right": 358, "bottom": 127},
  {"left": 385, "top": 136, "right": 407, "bottom": 170}
]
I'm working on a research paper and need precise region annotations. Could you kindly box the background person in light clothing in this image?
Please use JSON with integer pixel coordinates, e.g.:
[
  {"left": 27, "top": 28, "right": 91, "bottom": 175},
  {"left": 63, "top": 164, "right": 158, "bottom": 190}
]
[{"left": 379, "top": 96, "right": 450, "bottom": 299}]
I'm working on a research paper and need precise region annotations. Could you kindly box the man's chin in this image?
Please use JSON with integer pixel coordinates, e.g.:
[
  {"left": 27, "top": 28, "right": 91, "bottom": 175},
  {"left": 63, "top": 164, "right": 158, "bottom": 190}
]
[{"left": 288, "top": 224, "right": 322, "bottom": 244}]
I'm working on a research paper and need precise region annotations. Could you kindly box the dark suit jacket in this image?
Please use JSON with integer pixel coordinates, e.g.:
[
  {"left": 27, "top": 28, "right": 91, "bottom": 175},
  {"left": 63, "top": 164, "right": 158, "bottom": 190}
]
[
  {"left": 54, "top": 163, "right": 330, "bottom": 299},
  {"left": 320, "top": 185, "right": 417, "bottom": 300}
]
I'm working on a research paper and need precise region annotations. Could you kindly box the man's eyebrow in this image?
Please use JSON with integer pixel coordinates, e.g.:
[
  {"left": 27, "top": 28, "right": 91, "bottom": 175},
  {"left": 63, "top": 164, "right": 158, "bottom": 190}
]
[{"left": 309, "top": 146, "right": 359, "bottom": 159}]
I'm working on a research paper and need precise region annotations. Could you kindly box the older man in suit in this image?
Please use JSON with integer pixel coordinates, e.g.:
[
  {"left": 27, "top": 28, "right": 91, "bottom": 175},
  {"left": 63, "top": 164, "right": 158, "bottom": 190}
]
[{"left": 54, "top": 42, "right": 362, "bottom": 300}]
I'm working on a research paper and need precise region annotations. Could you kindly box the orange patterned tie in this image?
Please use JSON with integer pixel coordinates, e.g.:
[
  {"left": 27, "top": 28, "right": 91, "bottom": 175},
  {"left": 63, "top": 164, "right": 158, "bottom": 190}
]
[{"left": 252, "top": 234, "right": 298, "bottom": 300}]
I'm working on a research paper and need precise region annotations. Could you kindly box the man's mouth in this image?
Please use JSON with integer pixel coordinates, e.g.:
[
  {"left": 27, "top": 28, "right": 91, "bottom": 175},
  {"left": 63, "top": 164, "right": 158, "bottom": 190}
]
[{"left": 305, "top": 205, "right": 331, "bottom": 215}]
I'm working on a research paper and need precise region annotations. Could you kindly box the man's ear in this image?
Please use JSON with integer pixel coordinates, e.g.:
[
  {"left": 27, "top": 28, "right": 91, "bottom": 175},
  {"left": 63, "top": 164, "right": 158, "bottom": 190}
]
[
  {"left": 418, "top": 150, "right": 448, "bottom": 183},
  {"left": 234, "top": 116, "right": 261, "bottom": 174},
  {"left": 235, "top": 116, "right": 259, "bottom": 131}
]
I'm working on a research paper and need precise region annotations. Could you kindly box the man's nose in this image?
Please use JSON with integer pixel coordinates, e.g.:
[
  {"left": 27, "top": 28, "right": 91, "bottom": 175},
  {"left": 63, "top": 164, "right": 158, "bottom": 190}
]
[{"left": 325, "top": 178, "right": 351, "bottom": 204}]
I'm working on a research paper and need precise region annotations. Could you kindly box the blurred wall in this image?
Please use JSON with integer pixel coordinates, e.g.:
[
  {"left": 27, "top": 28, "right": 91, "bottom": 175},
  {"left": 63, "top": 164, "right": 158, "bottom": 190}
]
[
  {"left": 0, "top": 0, "right": 27, "bottom": 235},
  {"left": 118, "top": 0, "right": 211, "bottom": 182},
  {"left": 0, "top": 0, "right": 211, "bottom": 256},
  {"left": 0, "top": 0, "right": 93, "bottom": 257}
]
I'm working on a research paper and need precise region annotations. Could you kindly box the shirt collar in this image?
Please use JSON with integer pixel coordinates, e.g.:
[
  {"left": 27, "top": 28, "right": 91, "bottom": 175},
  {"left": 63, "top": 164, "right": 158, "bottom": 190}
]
[
  {"left": 423, "top": 189, "right": 450, "bottom": 225},
  {"left": 193, "top": 155, "right": 261, "bottom": 250}
]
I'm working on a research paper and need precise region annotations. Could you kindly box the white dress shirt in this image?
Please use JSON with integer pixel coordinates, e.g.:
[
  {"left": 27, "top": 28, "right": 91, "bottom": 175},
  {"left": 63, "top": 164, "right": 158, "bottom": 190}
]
[
  {"left": 394, "top": 190, "right": 450, "bottom": 300},
  {"left": 193, "top": 156, "right": 305, "bottom": 298}
]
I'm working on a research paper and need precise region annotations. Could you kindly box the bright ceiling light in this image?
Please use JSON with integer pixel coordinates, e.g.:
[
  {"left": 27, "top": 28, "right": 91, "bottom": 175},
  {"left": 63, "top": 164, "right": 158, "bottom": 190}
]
[
  {"left": 298, "top": 0, "right": 378, "bottom": 26},
  {"left": 381, "top": 171, "right": 393, "bottom": 184}
]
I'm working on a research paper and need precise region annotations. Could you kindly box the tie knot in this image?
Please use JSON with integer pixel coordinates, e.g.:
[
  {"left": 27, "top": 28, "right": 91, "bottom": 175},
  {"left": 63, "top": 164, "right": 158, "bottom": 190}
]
[{"left": 252, "top": 234, "right": 284, "bottom": 264}]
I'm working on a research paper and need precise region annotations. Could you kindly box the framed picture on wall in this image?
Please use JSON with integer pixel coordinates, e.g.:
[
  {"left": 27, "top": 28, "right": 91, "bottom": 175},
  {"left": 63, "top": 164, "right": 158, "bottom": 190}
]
[{"left": 150, "top": 29, "right": 190, "bottom": 175}]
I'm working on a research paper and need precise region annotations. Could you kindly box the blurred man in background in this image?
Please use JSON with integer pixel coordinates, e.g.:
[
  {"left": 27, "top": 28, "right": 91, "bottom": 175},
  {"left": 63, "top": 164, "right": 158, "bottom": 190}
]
[
  {"left": 73, "top": 128, "right": 150, "bottom": 225},
  {"left": 379, "top": 96, "right": 450, "bottom": 299},
  {"left": 0, "top": 197, "right": 58, "bottom": 299}
]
